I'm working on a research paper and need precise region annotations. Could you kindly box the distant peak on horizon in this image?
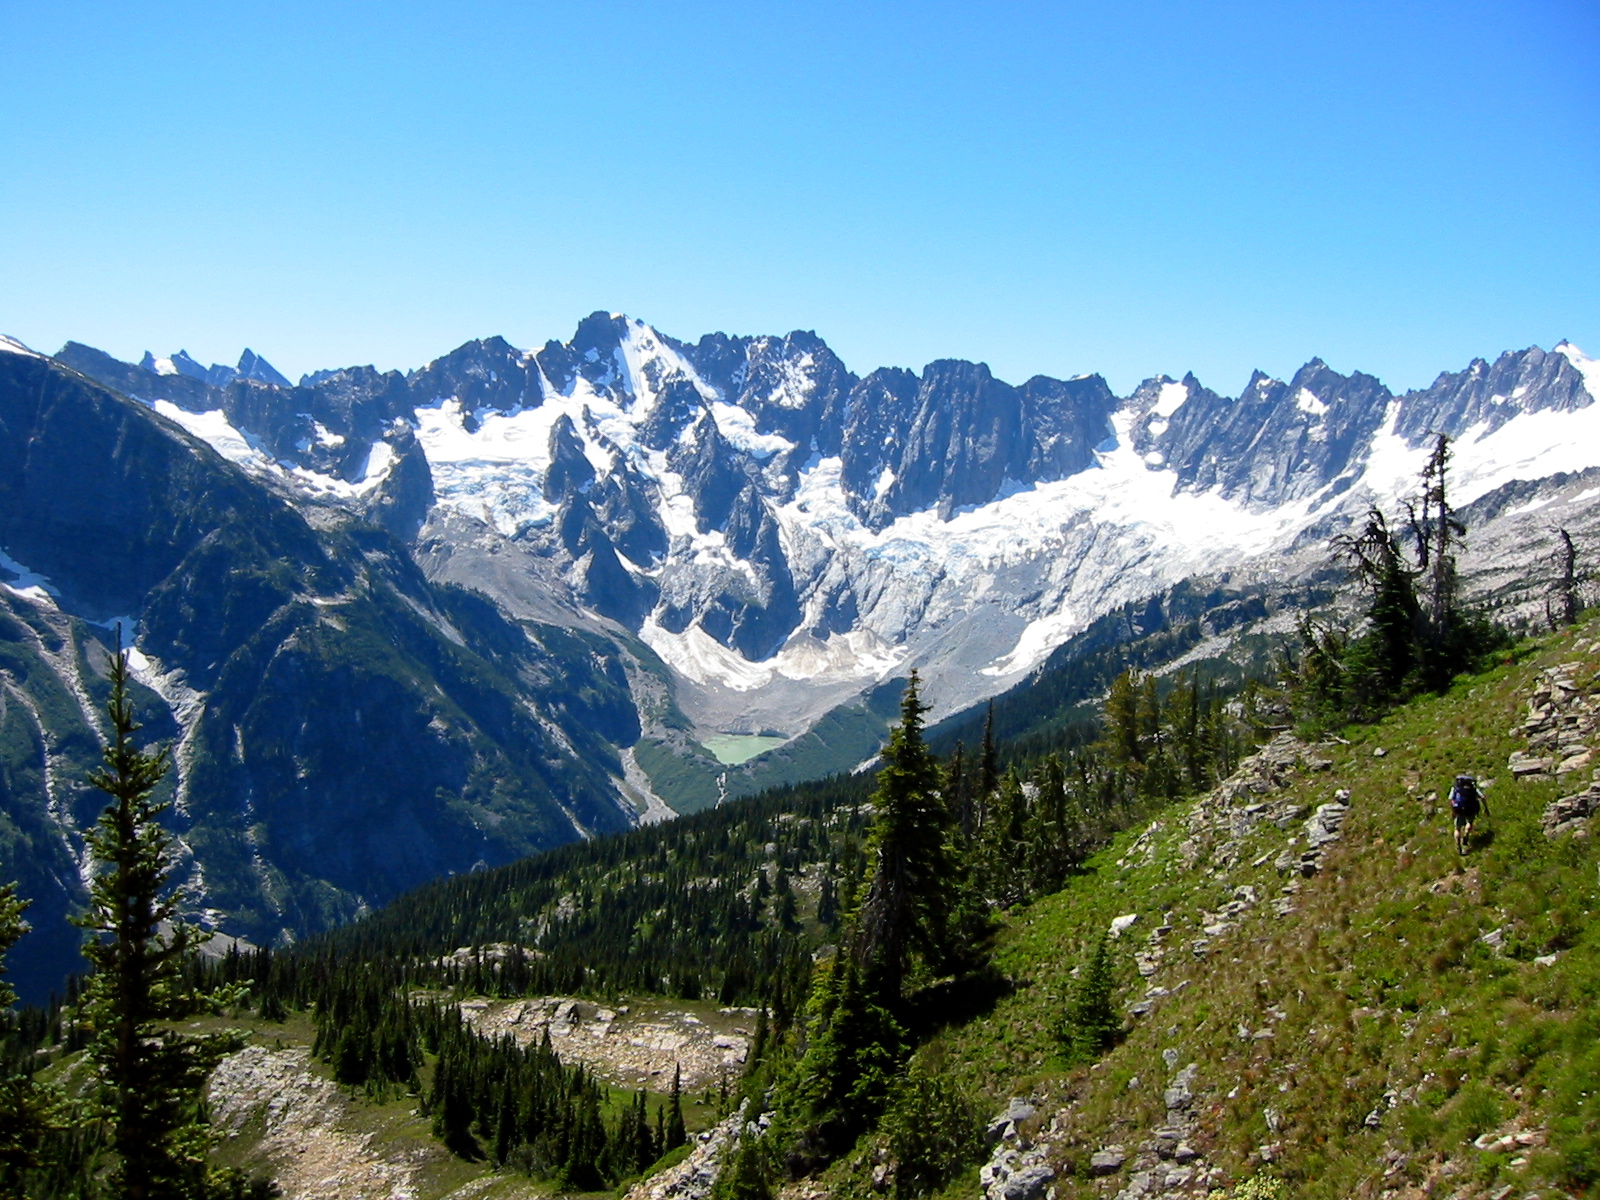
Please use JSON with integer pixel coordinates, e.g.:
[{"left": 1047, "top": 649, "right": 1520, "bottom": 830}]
[{"left": 138, "top": 346, "right": 290, "bottom": 389}]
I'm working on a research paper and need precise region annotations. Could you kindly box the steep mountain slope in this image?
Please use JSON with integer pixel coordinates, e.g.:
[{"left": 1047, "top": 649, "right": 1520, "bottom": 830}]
[
  {"left": 0, "top": 341, "right": 644, "bottom": 998},
  {"left": 928, "top": 459, "right": 1600, "bottom": 765},
  {"left": 228, "top": 619, "right": 1600, "bottom": 1200},
  {"left": 856, "top": 622, "right": 1600, "bottom": 1200}
]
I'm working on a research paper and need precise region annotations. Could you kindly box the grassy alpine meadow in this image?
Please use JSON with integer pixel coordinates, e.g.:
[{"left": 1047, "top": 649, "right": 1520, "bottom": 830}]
[{"left": 820, "top": 618, "right": 1599, "bottom": 1200}]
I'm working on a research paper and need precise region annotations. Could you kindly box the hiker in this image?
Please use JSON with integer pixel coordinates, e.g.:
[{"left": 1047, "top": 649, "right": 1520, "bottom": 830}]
[{"left": 1450, "top": 773, "right": 1485, "bottom": 853}]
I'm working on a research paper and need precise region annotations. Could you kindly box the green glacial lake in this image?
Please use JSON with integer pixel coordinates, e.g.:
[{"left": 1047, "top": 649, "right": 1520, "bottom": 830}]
[{"left": 701, "top": 733, "right": 789, "bottom": 765}]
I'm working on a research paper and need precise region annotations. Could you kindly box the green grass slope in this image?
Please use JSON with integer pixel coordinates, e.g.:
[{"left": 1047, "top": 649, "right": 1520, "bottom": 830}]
[{"left": 839, "top": 619, "right": 1599, "bottom": 1200}]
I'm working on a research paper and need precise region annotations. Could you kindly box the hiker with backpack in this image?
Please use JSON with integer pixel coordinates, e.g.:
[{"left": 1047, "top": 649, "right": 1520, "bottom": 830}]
[{"left": 1450, "top": 774, "right": 1486, "bottom": 854}]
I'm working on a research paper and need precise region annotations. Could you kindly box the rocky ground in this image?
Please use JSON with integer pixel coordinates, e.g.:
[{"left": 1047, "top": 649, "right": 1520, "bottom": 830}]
[
  {"left": 622, "top": 1103, "right": 766, "bottom": 1200},
  {"left": 208, "top": 1045, "right": 426, "bottom": 1200},
  {"left": 458, "top": 995, "right": 756, "bottom": 1091},
  {"left": 207, "top": 1041, "right": 542, "bottom": 1200},
  {"left": 1504, "top": 642, "right": 1600, "bottom": 834},
  {"left": 976, "top": 732, "right": 1348, "bottom": 1200}
]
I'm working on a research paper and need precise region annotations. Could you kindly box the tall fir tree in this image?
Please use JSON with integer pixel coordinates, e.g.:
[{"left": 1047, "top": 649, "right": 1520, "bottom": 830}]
[
  {"left": 1413, "top": 433, "right": 1465, "bottom": 663},
  {"left": 1551, "top": 527, "right": 1582, "bottom": 629},
  {"left": 852, "top": 672, "right": 956, "bottom": 1002},
  {"left": 1062, "top": 934, "right": 1119, "bottom": 1062},
  {"left": 778, "top": 954, "right": 906, "bottom": 1169},
  {"left": 664, "top": 1063, "right": 687, "bottom": 1150},
  {"left": 74, "top": 640, "right": 247, "bottom": 1200},
  {"left": 977, "top": 702, "right": 998, "bottom": 831}
]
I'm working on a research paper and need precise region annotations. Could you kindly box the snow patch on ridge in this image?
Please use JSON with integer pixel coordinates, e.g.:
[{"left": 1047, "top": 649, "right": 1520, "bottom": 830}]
[
  {"left": 0, "top": 547, "right": 60, "bottom": 607},
  {"left": 1557, "top": 341, "right": 1600, "bottom": 406},
  {"left": 1296, "top": 388, "right": 1329, "bottom": 417},
  {"left": 1362, "top": 353, "right": 1600, "bottom": 509},
  {"left": 710, "top": 401, "right": 794, "bottom": 459},
  {"left": 0, "top": 334, "right": 44, "bottom": 359},
  {"left": 1152, "top": 380, "right": 1189, "bottom": 418},
  {"left": 151, "top": 402, "right": 398, "bottom": 501},
  {"left": 152, "top": 402, "right": 277, "bottom": 472}
]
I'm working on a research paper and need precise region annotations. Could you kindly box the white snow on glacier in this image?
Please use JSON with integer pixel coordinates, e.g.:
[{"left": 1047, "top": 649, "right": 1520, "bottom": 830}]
[
  {"left": 150, "top": 401, "right": 399, "bottom": 500},
  {"left": 134, "top": 318, "right": 1600, "bottom": 707},
  {"left": 412, "top": 327, "right": 1600, "bottom": 695},
  {"left": 0, "top": 334, "right": 44, "bottom": 359}
]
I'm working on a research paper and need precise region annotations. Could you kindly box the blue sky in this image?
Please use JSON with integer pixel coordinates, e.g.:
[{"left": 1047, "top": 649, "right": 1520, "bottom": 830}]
[{"left": 2, "top": 0, "right": 1595, "bottom": 395}]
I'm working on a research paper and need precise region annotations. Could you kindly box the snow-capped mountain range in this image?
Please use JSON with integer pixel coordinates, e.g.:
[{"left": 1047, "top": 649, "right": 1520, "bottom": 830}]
[
  {"left": 56, "top": 316, "right": 1600, "bottom": 739},
  {"left": 3, "top": 319, "right": 1598, "bottom": 997}
]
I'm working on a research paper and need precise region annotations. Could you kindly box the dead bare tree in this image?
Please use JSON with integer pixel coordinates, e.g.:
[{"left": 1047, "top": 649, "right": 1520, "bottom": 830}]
[
  {"left": 1414, "top": 434, "right": 1465, "bottom": 643},
  {"left": 1549, "top": 526, "right": 1582, "bottom": 628}
]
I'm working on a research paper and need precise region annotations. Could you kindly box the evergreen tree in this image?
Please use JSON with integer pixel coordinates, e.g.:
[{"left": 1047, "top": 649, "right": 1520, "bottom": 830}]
[
  {"left": 779, "top": 955, "right": 906, "bottom": 1168},
  {"left": 74, "top": 642, "right": 248, "bottom": 1200},
  {"left": 1104, "top": 671, "right": 1142, "bottom": 770},
  {"left": 713, "top": 1125, "right": 775, "bottom": 1200},
  {"left": 1551, "top": 527, "right": 1583, "bottom": 628},
  {"left": 664, "top": 1064, "right": 687, "bottom": 1150},
  {"left": 0, "top": 882, "right": 56, "bottom": 1200},
  {"left": 879, "top": 1057, "right": 983, "bottom": 1199},
  {"left": 945, "top": 743, "right": 972, "bottom": 840},
  {"left": 1295, "top": 439, "right": 1505, "bottom": 727},
  {"left": 1061, "top": 935, "right": 1119, "bottom": 1063},
  {"left": 1412, "top": 433, "right": 1466, "bottom": 668},
  {"left": 979, "top": 768, "right": 1028, "bottom": 906},
  {"left": 853, "top": 672, "right": 957, "bottom": 1002},
  {"left": 977, "top": 703, "right": 998, "bottom": 830},
  {"left": 1025, "top": 755, "right": 1071, "bottom": 895}
]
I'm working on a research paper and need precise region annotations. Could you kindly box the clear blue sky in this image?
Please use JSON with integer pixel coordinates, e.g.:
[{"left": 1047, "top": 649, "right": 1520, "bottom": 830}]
[{"left": 2, "top": 0, "right": 1596, "bottom": 396}]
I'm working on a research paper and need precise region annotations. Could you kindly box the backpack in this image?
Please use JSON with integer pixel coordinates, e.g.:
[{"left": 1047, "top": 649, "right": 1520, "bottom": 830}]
[{"left": 1450, "top": 778, "right": 1480, "bottom": 816}]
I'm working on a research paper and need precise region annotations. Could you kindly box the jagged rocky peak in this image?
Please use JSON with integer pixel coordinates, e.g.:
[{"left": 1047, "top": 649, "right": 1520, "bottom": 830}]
[
  {"left": 138, "top": 346, "right": 290, "bottom": 389},
  {"left": 236, "top": 349, "right": 291, "bottom": 387},
  {"left": 1128, "top": 359, "right": 1395, "bottom": 509},
  {"left": 408, "top": 335, "right": 542, "bottom": 419},
  {"left": 688, "top": 329, "right": 858, "bottom": 460},
  {"left": 44, "top": 324, "right": 1600, "bottom": 709},
  {"left": 1396, "top": 343, "right": 1594, "bottom": 442}
]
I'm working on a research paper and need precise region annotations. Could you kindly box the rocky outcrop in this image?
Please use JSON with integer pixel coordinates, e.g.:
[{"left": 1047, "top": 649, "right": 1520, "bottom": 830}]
[
  {"left": 622, "top": 1103, "right": 758, "bottom": 1200},
  {"left": 1105, "top": 1061, "right": 1226, "bottom": 1200},
  {"left": 1505, "top": 646, "right": 1600, "bottom": 836},
  {"left": 1166, "top": 733, "right": 1345, "bottom": 938},
  {"left": 979, "top": 1097, "right": 1055, "bottom": 1200},
  {"left": 978, "top": 1062, "right": 1226, "bottom": 1200},
  {"left": 458, "top": 996, "right": 753, "bottom": 1090},
  {"left": 976, "top": 736, "right": 1365, "bottom": 1199},
  {"left": 208, "top": 1045, "right": 423, "bottom": 1200}
]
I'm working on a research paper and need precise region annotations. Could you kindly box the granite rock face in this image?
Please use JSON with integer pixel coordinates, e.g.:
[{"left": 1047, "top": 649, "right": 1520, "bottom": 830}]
[{"left": 1506, "top": 647, "right": 1600, "bottom": 837}]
